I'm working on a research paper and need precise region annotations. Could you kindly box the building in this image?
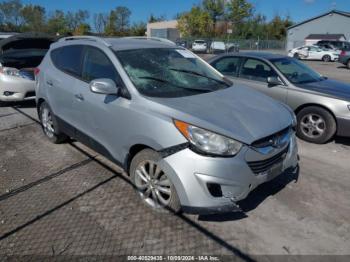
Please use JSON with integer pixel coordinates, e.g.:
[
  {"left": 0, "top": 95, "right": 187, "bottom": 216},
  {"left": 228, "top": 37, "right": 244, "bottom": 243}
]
[
  {"left": 146, "top": 20, "right": 180, "bottom": 42},
  {"left": 286, "top": 10, "right": 350, "bottom": 50},
  {"left": 304, "top": 34, "right": 346, "bottom": 46}
]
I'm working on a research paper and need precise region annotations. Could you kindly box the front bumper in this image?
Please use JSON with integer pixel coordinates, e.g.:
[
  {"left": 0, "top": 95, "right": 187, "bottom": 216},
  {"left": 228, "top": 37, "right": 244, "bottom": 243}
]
[
  {"left": 0, "top": 74, "right": 35, "bottom": 102},
  {"left": 160, "top": 133, "right": 299, "bottom": 214}
]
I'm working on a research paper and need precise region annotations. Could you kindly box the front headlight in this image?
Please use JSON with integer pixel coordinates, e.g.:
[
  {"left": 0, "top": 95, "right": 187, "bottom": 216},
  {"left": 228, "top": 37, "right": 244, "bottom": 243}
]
[
  {"left": 0, "top": 67, "right": 20, "bottom": 77},
  {"left": 174, "top": 120, "right": 242, "bottom": 156}
]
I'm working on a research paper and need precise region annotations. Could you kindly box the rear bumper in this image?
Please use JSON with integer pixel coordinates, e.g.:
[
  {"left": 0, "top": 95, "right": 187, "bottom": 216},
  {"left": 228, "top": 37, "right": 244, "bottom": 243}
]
[
  {"left": 336, "top": 117, "right": 350, "bottom": 137},
  {"left": 0, "top": 74, "right": 35, "bottom": 101}
]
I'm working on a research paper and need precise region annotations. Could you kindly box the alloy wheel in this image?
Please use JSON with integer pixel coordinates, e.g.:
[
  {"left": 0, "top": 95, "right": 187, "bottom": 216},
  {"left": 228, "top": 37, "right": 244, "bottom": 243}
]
[
  {"left": 134, "top": 160, "right": 172, "bottom": 209},
  {"left": 41, "top": 107, "right": 55, "bottom": 138},
  {"left": 300, "top": 113, "right": 326, "bottom": 139}
]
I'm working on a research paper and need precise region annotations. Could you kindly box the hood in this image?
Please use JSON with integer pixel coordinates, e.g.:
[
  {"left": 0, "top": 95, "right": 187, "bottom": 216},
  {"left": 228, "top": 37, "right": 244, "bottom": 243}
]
[
  {"left": 296, "top": 79, "right": 350, "bottom": 102},
  {"left": 0, "top": 32, "right": 56, "bottom": 53},
  {"left": 149, "top": 85, "right": 293, "bottom": 145}
]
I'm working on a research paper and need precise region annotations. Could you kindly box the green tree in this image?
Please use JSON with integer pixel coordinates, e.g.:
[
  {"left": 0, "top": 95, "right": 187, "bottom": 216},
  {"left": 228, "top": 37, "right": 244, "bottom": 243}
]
[
  {"left": 202, "top": 0, "right": 225, "bottom": 34},
  {"left": 148, "top": 14, "right": 165, "bottom": 23},
  {"left": 104, "top": 6, "right": 131, "bottom": 36},
  {"left": 226, "top": 0, "right": 253, "bottom": 37},
  {"left": 130, "top": 22, "right": 146, "bottom": 36},
  {"left": 73, "top": 23, "right": 91, "bottom": 35},
  {"left": 20, "top": 4, "right": 46, "bottom": 32},
  {"left": 46, "top": 10, "right": 68, "bottom": 35},
  {"left": 65, "top": 10, "right": 89, "bottom": 32},
  {"left": 177, "top": 6, "right": 213, "bottom": 37},
  {"left": 267, "top": 15, "right": 293, "bottom": 40},
  {"left": 0, "top": 0, "right": 23, "bottom": 31}
]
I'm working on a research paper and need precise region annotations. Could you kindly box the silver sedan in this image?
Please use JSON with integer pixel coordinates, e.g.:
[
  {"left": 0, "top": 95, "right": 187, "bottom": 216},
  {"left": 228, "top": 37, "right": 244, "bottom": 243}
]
[{"left": 209, "top": 52, "right": 350, "bottom": 144}]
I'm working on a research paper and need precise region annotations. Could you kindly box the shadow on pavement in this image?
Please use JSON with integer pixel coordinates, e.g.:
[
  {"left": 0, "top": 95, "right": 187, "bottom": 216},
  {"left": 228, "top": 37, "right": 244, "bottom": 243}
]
[{"left": 199, "top": 167, "right": 299, "bottom": 222}]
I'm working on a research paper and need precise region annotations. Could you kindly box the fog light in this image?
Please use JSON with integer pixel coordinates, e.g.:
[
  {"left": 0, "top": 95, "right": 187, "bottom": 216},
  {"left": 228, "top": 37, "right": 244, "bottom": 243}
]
[
  {"left": 207, "top": 183, "right": 222, "bottom": 197},
  {"left": 3, "top": 91, "right": 14, "bottom": 96}
]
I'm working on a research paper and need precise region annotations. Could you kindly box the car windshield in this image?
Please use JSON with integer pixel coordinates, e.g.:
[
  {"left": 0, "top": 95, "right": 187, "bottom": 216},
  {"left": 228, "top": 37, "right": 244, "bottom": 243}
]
[
  {"left": 271, "top": 58, "right": 324, "bottom": 84},
  {"left": 115, "top": 48, "right": 230, "bottom": 98}
]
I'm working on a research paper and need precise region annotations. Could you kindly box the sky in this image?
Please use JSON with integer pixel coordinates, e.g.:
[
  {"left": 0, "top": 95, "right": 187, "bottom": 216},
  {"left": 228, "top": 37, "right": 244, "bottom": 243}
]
[{"left": 20, "top": 0, "right": 350, "bottom": 24}]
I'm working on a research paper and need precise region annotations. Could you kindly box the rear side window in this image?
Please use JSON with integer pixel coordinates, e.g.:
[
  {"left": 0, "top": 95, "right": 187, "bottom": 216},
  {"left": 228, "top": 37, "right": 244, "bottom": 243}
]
[
  {"left": 51, "top": 45, "right": 84, "bottom": 78},
  {"left": 211, "top": 57, "right": 241, "bottom": 77},
  {"left": 81, "top": 46, "right": 121, "bottom": 85},
  {"left": 240, "top": 58, "right": 278, "bottom": 83}
]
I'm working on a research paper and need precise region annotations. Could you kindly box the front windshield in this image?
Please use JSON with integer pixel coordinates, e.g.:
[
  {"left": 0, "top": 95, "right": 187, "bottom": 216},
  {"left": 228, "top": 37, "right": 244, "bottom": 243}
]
[
  {"left": 271, "top": 58, "right": 324, "bottom": 84},
  {"left": 115, "top": 48, "right": 230, "bottom": 98}
]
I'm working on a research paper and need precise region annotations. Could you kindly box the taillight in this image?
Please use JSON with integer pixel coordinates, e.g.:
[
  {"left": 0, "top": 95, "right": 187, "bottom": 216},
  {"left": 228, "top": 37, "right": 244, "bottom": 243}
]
[
  {"left": 340, "top": 50, "right": 346, "bottom": 56},
  {"left": 34, "top": 68, "right": 40, "bottom": 76}
]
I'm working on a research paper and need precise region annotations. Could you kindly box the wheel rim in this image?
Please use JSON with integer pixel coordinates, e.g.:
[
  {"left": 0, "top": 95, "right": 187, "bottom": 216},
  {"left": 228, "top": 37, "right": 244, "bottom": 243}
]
[
  {"left": 41, "top": 107, "right": 55, "bottom": 138},
  {"left": 134, "top": 160, "right": 172, "bottom": 209},
  {"left": 300, "top": 113, "right": 326, "bottom": 139},
  {"left": 323, "top": 56, "right": 330, "bottom": 62}
]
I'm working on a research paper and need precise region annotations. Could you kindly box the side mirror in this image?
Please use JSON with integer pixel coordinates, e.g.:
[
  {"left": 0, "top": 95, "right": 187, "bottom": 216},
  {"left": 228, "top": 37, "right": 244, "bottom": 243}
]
[
  {"left": 267, "top": 76, "right": 282, "bottom": 86},
  {"left": 89, "top": 78, "right": 119, "bottom": 95}
]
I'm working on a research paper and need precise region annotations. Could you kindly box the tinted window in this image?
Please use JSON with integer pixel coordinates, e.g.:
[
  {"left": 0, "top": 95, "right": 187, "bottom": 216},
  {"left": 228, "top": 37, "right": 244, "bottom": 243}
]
[
  {"left": 51, "top": 45, "right": 84, "bottom": 77},
  {"left": 82, "top": 47, "right": 121, "bottom": 84},
  {"left": 212, "top": 57, "right": 241, "bottom": 77},
  {"left": 239, "top": 58, "right": 278, "bottom": 82}
]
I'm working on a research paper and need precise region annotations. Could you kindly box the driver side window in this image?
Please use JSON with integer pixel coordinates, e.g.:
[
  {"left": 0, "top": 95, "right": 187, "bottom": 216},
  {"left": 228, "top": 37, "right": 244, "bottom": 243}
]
[
  {"left": 239, "top": 58, "right": 278, "bottom": 83},
  {"left": 82, "top": 46, "right": 122, "bottom": 85}
]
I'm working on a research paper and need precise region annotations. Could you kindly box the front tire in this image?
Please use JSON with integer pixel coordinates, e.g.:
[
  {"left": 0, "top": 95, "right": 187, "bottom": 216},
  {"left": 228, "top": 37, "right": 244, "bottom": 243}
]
[
  {"left": 293, "top": 53, "right": 300, "bottom": 59},
  {"left": 296, "top": 106, "right": 336, "bottom": 144},
  {"left": 130, "top": 149, "right": 181, "bottom": 213},
  {"left": 322, "top": 55, "right": 331, "bottom": 62},
  {"left": 39, "top": 102, "right": 68, "bottom": 144}
]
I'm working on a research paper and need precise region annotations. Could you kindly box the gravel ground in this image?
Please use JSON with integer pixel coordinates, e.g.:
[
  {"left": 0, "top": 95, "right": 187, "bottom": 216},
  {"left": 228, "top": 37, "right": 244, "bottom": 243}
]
[{"left": 0, "top": 60, "right": 350, "bottom": 260}]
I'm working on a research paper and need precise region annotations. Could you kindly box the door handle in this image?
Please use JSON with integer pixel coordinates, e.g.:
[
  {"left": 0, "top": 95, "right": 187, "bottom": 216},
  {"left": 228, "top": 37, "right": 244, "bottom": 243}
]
[
  {"left": 46, "top": 80, "right": 53, "bottom": 86},
  {"left": 74, "top": 93, "right": 84, "bottom": 101}
]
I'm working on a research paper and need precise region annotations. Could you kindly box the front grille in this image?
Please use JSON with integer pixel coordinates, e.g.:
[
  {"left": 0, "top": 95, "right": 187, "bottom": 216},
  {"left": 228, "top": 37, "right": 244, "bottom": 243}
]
[
  {"left": 247, "top": 146, "right": 289, "bottom": 174},
  {"left": 25, "top": 91, "right": 35, "bottom": 98},
  {"left": 252, "top": 126, "right": 291, "bottom": 148}
]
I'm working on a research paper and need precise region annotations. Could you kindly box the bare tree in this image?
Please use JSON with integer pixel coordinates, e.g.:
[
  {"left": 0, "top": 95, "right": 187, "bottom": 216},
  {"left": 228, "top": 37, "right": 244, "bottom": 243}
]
[{"left": 94, "top": 13, "right": 107, "bottom": 34}]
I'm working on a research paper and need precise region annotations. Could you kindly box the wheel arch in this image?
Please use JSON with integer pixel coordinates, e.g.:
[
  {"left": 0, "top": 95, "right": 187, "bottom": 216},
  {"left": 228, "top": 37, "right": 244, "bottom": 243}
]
[
  {"left": 125, "top": 144, "right": 153, "bottom": 174},
  {"left": 36, "top": 98, "right": 46, "bottom": 115}
]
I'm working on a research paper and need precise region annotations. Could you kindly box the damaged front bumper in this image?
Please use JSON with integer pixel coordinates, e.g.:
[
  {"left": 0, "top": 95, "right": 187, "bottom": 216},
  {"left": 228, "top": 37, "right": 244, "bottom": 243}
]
[{"left": 159, "top": 132, "right": 299, "bottom": 215}]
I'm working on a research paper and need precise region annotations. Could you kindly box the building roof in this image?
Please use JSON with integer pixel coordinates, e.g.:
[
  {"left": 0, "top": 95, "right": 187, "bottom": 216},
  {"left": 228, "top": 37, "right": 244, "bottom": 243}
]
[
  {"left": 305, "top": 34, "right": 345, "bottom": 40},
  {"left": 288, "top": 10, "right": 350, "bottom": 30}
]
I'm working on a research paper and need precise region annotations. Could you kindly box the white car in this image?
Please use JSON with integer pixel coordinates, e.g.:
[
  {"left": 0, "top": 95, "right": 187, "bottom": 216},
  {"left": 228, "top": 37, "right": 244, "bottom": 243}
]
[
  {"left": 210, "top": 41, "right": 226, "bottom": 53},
  {"left": 288, "top": 45, "right": 339, "bottom": 62},
  {"left": 192, "top": 40, "right": 207, "bottom": 53},
  {"left": 0, "top": 33, "right": 55, "bottom": 104}
]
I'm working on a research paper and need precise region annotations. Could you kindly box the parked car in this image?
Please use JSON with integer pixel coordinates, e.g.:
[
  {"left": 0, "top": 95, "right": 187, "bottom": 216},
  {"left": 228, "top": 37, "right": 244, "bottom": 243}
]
[
  {"left": 288, "top": 45, "right": 339, "bottom": 62},
  {"left": 209, "top": 52, "right": 350, "bottom": 143},
  {"left": 36, "top": 36, "right": 298, "bottom": 214},
  {"left": 317, "top": 40, "right": 350, "bottom": 51},
  {"left": 175, "top": 39, "right": 187, "bottom": 48},
  {"left": 226, "top": 42, "right": 240, "bottom": 53},
  {"left": 210, "top": 41, "right": 226, "bottom": 53},
  {"left": 339, "top": 47, "right": 350, "bottom": 69},
  {"left": 0, "top": 32, "right": 56, "bottom": 104},
  {"left": 191, "top": 39, "right": 207, "bottom": 53}
]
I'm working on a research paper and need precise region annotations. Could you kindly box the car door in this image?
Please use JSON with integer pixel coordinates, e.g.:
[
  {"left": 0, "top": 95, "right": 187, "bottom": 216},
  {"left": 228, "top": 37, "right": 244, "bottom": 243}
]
[
  {"left": 307, "top": 46, "right": 321, "bottom": 60},
  {"left": 71, "top": 45, "right": 130, "bottom": 162},
  {"left": 235, "top": 58, "right": 287, "bottom": 103},
  {"left": 46, "top": 45, "right": 84, "bottom": 126}
]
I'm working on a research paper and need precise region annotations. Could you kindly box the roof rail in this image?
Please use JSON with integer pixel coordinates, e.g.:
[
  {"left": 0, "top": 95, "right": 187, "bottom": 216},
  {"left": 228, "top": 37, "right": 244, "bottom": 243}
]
[
  {"left": 124, "top": 36, "right": 176, "bottom": 45},
  {"left": 58, "top": 35, "right": 112, "bottom": 47}
]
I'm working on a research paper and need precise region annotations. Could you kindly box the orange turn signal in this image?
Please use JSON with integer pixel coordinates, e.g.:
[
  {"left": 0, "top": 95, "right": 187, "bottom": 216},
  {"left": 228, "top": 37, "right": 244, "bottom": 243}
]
[{"left": 174, "top": 120, "right": 190, "bottom": 139}]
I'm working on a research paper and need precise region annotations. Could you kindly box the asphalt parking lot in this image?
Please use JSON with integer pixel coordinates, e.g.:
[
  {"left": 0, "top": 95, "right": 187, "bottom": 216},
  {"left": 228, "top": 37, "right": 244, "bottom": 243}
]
[{"left": 0, "top": 60, "right": 349, "bottom": 260}]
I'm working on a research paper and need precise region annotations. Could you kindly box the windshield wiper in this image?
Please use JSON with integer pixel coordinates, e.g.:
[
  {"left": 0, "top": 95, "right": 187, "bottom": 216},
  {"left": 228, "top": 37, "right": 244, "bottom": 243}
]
[
  {"left": 169, "top": 68, "right": 230, "bottom": 87},
  {"left": 137, "top": 76, "right": 213, "bottom": 92}
]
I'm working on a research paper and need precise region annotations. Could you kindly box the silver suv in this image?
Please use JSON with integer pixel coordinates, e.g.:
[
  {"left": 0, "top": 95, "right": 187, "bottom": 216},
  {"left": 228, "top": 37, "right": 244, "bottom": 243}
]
[{"left": 36, "top": 36, "right": 299, "bottom": 214}]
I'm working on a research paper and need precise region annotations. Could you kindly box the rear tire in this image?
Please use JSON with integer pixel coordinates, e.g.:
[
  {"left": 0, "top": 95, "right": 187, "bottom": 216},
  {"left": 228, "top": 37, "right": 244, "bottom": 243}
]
[
  {"left": 322, "top": 55, "right": 331, "bottom": 62},
  {"left": 296, "top": 106, "right": 336, "bottom": 144},
  {"left": 39, "top": 102, "right": 68, "bottom": 144},
  {"left": 347, "top": 59, "right": 350, "bottom": 69},
  {"left": 130, "top": 149, "right": 181, "bottom": 213}
]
